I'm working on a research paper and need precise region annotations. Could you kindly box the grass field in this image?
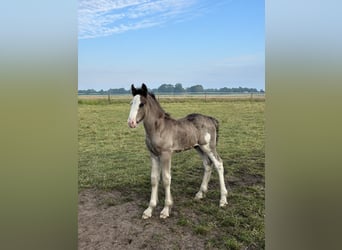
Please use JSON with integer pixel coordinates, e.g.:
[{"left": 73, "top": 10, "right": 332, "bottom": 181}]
[{"left": 78, "top": 96, "right": 265, "bottom": 249}]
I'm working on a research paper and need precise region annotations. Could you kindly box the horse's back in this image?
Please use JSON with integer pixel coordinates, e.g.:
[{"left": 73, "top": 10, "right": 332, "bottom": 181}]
[
  {"left": 183, "top": 113, "right": 218, "bottom": 129},
  {"left": 180, "top": 113, "right": 219, "bottom": 144}
]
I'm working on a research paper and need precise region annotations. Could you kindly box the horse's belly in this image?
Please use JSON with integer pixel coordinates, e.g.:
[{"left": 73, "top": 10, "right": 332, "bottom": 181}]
[{"left": 172, "top": 131, "right": 198, "bottom": 152}]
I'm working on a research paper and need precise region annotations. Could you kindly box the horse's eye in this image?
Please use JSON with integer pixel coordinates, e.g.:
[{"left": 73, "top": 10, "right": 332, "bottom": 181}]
[{"left": 139, "top": 103, "right": 144, "bottom": 108}]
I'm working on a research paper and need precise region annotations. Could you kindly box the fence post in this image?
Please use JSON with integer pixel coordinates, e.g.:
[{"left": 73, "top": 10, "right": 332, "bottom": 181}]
[{"left": 107, "top": 91, "right": 111, "bottom": 103}]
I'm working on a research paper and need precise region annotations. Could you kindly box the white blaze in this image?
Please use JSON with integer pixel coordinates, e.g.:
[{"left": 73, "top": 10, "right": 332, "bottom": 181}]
[{"left": 127, "top": 95, "right": 141, "bottom": 128}]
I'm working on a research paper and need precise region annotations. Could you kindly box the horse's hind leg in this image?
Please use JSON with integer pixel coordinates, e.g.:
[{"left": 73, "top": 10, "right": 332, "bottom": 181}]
[
  {"left": 195, "top": 146, "right": 213, "bottom": 200},
  {"left": 211, "top": 150, "right": 228, "bottom": 207},
  {"left": 200, "top": 133, "right": 228, "bottom": 207}
]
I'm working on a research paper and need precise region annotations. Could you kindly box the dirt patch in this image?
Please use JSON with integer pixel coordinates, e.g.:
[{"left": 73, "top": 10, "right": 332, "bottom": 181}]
[
  {"left": 78, "top": 189, "right": 207, "bottom": 250},
  {"left": 228, "top": 173, "right": 264, "bottom": 188}
]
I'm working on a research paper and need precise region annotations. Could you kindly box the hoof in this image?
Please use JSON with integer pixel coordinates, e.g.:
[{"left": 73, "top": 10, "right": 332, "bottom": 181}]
[
  {"left": 142, "top": 208, "right": 152, "bottom": 219},
  {"left": 219, "top": 199, "right": 228, "bottom": 207},
  {"left": 195, "top": 191, "right": 204, "bottom": 200},
  {"left": 142, "top": 213, "right": 151, "bottom": 219},
  {"left": 160, "top": 207, "right": 170, "bottom": 219}
]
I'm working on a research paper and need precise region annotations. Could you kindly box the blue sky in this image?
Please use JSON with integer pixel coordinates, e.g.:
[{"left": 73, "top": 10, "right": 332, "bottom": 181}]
[{"left": 78, "top": 0, "right": 264, "bottom": 91}]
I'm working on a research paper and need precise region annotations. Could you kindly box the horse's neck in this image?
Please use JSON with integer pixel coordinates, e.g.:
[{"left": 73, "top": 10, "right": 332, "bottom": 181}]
[{"left": 143, "top": 100, "right": 166, "bottom": 136}]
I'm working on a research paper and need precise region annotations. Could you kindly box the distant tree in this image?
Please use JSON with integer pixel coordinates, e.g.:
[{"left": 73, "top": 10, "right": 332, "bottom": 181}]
[
  {"left": 174, "top": 83, "right": 185, "bottom": 93},
  {"left": 158, "top": 84, "right": 174, "bottom": 93},
  {"left": 187, "top": 85, "right": 204, "bottom": 93},
  {"left": 206, "top": 88, "right": 218, "bottom": 93},
  {"left": 219, "top": 87, "right": 230, "bottom": 92},
  {"left": 78, "top": 84, "right": 263, "bottom": 96},
  {"left": 78, "top": 89, "right": 98, "bottom": 95},
  {"left": 108, "top": 88, "right": 128, "bottom": 94}
]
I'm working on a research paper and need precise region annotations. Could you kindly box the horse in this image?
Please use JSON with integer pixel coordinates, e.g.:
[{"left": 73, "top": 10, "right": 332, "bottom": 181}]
[{"left": 127, "top": 83, "right": 228, "bottom": 219}]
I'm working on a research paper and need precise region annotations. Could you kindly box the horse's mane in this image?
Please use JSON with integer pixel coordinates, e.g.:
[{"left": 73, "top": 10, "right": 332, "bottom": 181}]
[
  {"left": 147, "top": 92, "right": 171, "bottom": 118},
  {"left": 149, "top": 92, "right": 157, "bottom": 100}
]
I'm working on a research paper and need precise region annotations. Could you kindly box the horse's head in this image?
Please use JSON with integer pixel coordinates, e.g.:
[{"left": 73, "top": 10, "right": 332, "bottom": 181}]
[{"left": 127, "top": 83, "right": 148, "bottom": 128}]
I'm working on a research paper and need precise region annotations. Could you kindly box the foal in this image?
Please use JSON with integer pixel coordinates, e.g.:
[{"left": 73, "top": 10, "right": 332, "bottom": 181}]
[{"left": 127, "top": 83, "right": 228, "bottom": 219}]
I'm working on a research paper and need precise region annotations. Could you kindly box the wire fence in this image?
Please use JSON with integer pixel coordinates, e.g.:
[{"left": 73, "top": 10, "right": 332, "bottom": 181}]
[{"left": 78, "top": 92, "right": 265, "bottom": 103}]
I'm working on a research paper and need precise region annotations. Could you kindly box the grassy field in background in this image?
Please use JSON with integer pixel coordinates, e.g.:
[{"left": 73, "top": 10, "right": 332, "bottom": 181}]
[{"left": 78, "top": 97, "right": 265, "bottom": 249}]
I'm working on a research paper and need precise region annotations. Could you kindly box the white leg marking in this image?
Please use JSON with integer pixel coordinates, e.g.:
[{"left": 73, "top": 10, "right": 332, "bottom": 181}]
[
  {"left": 143, "top": 155, "right": 160, "bottom": 219},
  {"left": 209, "top": 153, "right": 228, "bottom": 207},
  {"left": 200, "top": 136, "right": 228, "bottom": 207},
  {"left": 160, "top": 153, "right": 173, "bottom": 219},
  {"left": 195, "top": 153, "right": 212, "bottom": 200}
]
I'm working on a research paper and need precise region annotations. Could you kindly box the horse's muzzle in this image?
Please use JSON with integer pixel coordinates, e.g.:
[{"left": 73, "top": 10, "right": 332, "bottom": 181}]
[{"left": 128, "top": 119, "right": 137, "bottom": 128}]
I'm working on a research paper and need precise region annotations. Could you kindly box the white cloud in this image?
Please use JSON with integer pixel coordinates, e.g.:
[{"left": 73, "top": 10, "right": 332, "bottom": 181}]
[{"left": 79, "top": 0, "right": 197, "bottom": 39}]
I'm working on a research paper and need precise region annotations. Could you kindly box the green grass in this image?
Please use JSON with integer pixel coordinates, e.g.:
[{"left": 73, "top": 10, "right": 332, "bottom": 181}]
[{"left": 78, "top": 97, "right": 265, "bottom": 249}]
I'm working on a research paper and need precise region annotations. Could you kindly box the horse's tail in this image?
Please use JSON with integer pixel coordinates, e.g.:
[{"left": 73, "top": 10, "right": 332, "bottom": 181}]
[{"left": 210, "top": 117, "right": 220, "bottom": 145}]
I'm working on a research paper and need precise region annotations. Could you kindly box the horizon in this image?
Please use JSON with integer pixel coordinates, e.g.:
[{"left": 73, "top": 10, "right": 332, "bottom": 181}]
[
  {"left": 78, "top": 83, "right": 265, "bottom": 92},
  {"left": 78, "top": 0, "right": 265, "bottom": 91}
]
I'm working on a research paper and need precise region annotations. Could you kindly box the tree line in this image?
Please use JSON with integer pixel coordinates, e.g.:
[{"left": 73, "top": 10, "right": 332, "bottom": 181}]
[{"left": 78, "top": 83, "right": 264, "bottom": 95}]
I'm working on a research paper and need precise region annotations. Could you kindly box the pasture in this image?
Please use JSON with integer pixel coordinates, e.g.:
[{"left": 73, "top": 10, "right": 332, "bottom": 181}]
[{"left": 78, "top": 96, "right": 265, "bottom": 249}]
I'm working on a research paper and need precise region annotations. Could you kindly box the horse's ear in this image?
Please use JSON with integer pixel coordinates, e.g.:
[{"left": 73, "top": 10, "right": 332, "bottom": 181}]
[
  {"left": 141, "top": 83, "right": 148, "bottom": 97},
  {"left": 131, "top": 84, "right": 137, "bottom": 96}
]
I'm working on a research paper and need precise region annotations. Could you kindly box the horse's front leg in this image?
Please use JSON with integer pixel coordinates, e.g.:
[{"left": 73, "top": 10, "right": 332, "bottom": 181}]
[
  {"left": 160, "top": 151, "right": 173, "bottom": 219},
  {"left": 142, "top": 154, "right": 160, "bottom": 219}
]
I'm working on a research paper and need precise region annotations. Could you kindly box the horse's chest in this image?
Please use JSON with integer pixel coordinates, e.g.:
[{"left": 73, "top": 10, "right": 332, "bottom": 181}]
[{"left": 145, "top": 135, "right": 169, "bottom": 155}]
